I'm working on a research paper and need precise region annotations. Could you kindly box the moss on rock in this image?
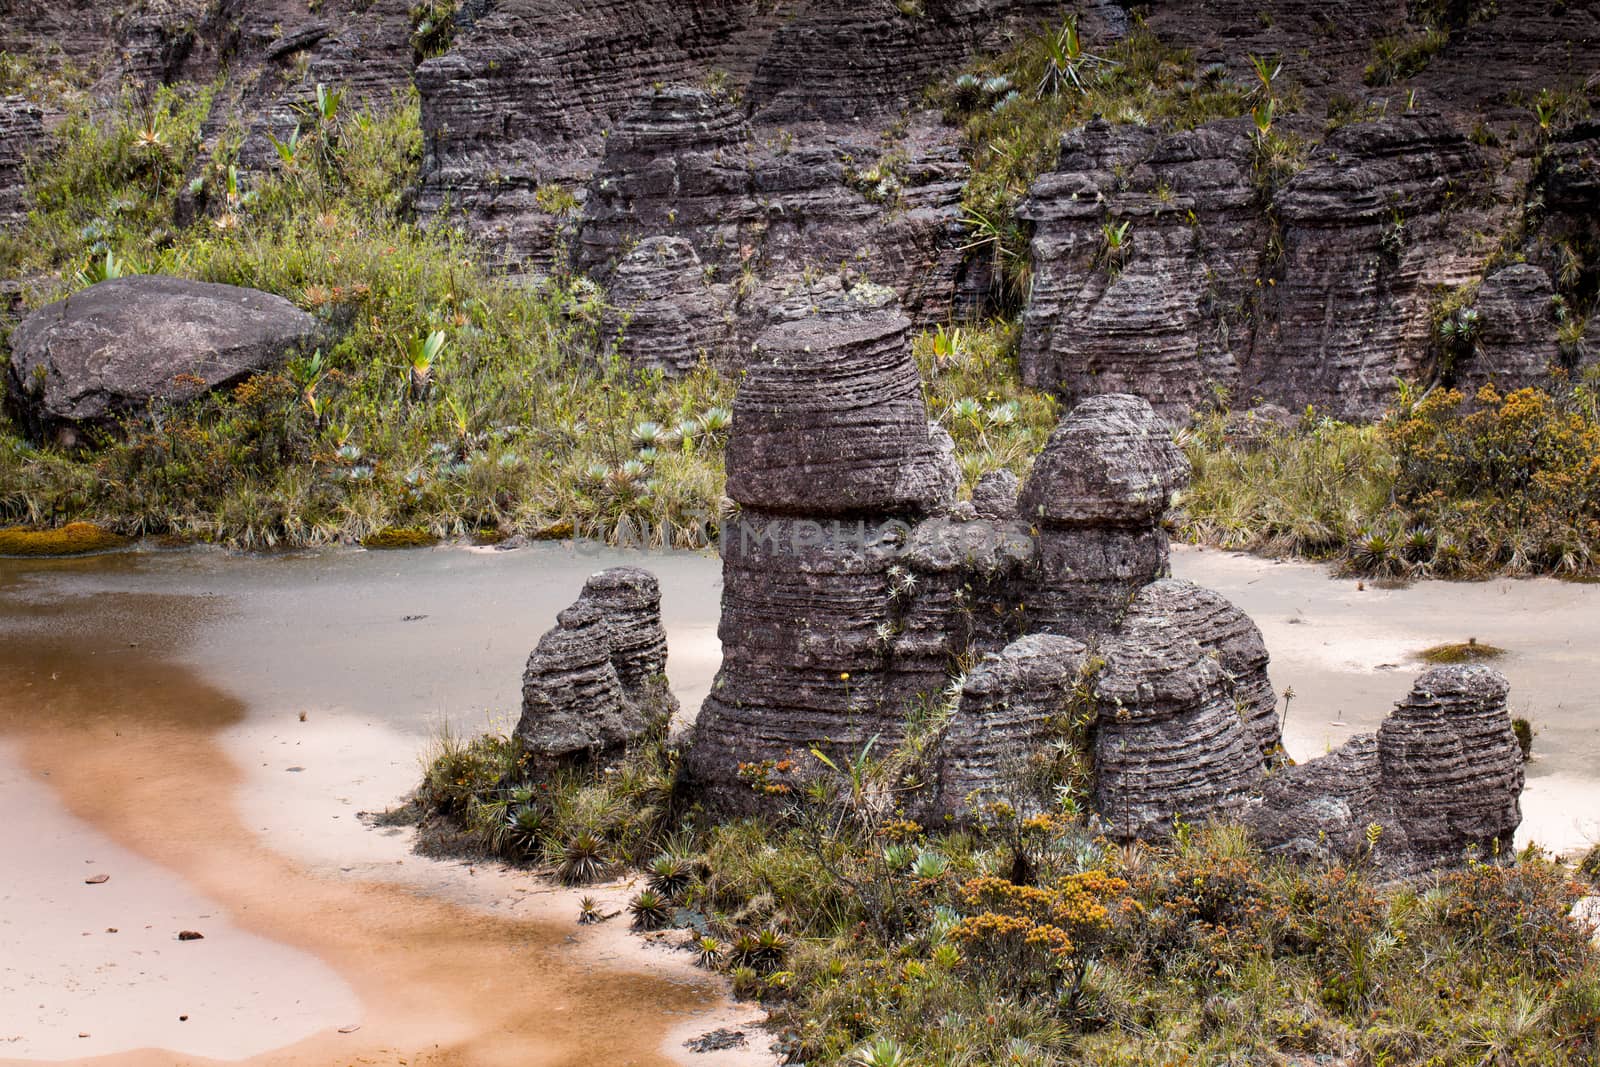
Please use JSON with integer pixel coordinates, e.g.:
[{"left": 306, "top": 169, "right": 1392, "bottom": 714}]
[{"left": 361, "top": 527, "right": 439, "bottom": 550}]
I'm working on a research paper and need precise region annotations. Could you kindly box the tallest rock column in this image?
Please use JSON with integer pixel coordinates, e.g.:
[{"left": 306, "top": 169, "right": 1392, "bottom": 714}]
[{"left": 685, "top": 287, "right": 958, "bottom": 813}]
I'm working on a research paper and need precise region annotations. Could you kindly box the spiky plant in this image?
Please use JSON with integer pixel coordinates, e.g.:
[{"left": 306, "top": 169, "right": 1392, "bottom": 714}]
[
  {"left": 577, "top": 895, "right": 605, "bottom": 924},
  {"left": 698, "top": 406, "right": 733, "bottom": 438},
  {"left": 851, "top": 1036, "right": 912, "bottom": 1067},
  {"left": 693, "top": 935, "right": 724, "bottom": 969},
  {"left": 646, "top": 853, "right": 695, "bottom": 900},
  {"left": 557, "top": 830, "right": 611, "bottom": 885},
  {"left": 728, "top": 930, "right": 762, "bottom": 969},
  {"left": 1348, "top": 528, "right": 1403, "bottom": 578},
  {"left": 631, "top": 420, "right": 664, "bottom": 449},
  {"left": 629, "top": 888, "right": 673, "bottom": 930},
  {"left": 504, "top": 804, "right": 547, "bottom": 857},
  {"left": 881, "top": 843, "right": 915, "bottom": 872},
  {"left": 752, "top": 927, "right": 791, "bottom": 971},
  {"left": 910, "top": 849, "right": 951, "bottom": 880}
]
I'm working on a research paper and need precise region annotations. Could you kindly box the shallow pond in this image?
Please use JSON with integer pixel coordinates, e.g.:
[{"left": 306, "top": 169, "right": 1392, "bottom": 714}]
[{"left": 0, "top": 542, "right": 1595, "bottom": 1063}]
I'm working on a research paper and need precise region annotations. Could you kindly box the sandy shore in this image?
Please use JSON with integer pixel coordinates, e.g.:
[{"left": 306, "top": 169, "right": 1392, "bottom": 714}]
[{"left": 0, "top": 554, "right": 771, "bottom": 1067}]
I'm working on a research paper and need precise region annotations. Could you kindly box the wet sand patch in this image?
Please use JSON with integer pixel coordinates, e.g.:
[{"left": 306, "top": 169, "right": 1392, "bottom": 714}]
[{"left": 0, "top": 572, "right": 768, "bottom": 1067}]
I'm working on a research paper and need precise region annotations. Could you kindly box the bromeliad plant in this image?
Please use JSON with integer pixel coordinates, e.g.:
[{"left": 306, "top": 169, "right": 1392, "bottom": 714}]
[{"left": 404, "top": 329, "right": 447, "bottom": 402}]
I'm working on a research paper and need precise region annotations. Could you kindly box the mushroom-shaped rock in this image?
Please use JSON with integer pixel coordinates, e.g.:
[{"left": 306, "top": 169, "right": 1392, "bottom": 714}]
[
  {"left": 1091, "top": 583, "right": 1263, "bottom": 840},
  {"left": 1018, "top": 393, "right": 1189, "bottom": 526},
  {"left": 725, "top": 293, "right": 957, "bottom": 515},
  {"left": 928, "top": 633, "right": 1088, "bottom": 818},
  {"left": 516, "top": 567, "right": 675, "bottom": 765},
  {"left": 6, "top": 275, "right": 318, "bottom": 445},
  {"left": 1020, "top": 396, "right": 1189, "bottom": 639}
]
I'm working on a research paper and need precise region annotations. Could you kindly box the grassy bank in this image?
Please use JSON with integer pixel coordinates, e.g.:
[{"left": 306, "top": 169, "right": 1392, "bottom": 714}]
[
  {"left": 0, "top": 84, "right": 734, "bottom": 547},
  {"left": 410, "top": 723, "right": 1600, "bottom": 1066},
  {"left": 4, "top": 35, "right": 1599, "bottom": 578},
  {"left": 1178, "top": 376, "right": 1600, "bottom": 580}
]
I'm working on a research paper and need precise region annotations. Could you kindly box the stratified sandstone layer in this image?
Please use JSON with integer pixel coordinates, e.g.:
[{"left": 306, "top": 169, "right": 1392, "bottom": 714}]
[
  {"left": 725, "top": 289, "right": 958, "bottom": 515},
  {"left": 1248, "top": 664, "right": 1523, "bottom": 877},
  {"left": 516, "top": 566, "right": 675, "bottom": 764}
]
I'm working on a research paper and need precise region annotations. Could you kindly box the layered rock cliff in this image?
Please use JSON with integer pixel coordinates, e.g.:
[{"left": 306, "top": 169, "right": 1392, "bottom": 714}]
[{"left": 5, "top": 1, "right": 1595, "bottom": 414}]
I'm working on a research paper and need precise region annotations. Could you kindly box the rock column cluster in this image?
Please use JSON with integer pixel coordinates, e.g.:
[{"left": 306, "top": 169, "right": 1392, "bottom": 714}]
[{"left": 676, "top": 294, "right": 1522, "bottom": 875}]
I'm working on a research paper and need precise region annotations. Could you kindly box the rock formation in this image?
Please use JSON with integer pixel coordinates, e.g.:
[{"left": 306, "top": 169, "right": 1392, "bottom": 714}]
[
  {"left": 5, "top": 275, "right": 319, "bottom": 445},
  {"left": 3, "top": 1, "right": 1596, "bottom": 412},
  {"left": 1091, "top": 582, "right": 1265, "bottom": 840},
  {"left": 1017, "top": 393, "right": 1190, "bottom": 639},
  {"left": 686, "top": 303, "right": 1519, "bottom": 874},
  {"left": 685, "top": 290, "right": 960, "bottom": 811},
  {"left": 1247, "top": 665, "right": 1524, "bottom": 877},
  {"left": 928, "top": 633, "right": 1088, "bottom": 819},
  {"left": 516, "top": 566, "right": 676, "bottom": 764}
]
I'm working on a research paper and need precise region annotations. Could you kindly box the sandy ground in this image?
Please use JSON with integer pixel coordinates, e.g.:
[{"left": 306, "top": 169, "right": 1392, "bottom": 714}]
[
  {"left": 1, "top": 541, "right": 1596, "bottom": 1064},
  {"left": 0, "top": 548, "right": 766, "bottom": 1067}
]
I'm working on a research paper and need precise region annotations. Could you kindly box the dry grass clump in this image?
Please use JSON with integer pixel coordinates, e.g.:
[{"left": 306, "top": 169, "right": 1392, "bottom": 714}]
[{"left": 1418, "top": 637, "right": 1507, "bottom": 664}]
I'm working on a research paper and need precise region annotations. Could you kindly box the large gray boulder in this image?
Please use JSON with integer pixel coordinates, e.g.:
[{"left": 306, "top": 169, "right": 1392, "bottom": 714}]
[{"left": 6, "top": 275, "right": 319, "bottom": 445}]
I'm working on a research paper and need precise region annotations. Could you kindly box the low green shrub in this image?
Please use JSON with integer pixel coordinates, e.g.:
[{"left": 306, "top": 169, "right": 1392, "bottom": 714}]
[{"left": 411, "top": 721, "right": 1600, "bottom": 1065}]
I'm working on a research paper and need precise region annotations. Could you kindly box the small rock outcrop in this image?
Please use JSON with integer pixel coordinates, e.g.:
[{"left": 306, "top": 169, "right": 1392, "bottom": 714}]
[
  {"left": 1091, "top": 582, "right": 1266, "bottom": 839},
  {"left": 1248, "top": 665, "right": 1523, "bottom": 877},
  {"left": 516, "top": 566, "right": 676, "bottom": 764},
  {"left": 928, "top": 633, "right": 1088, "bottom": 818},
  {"left": 5, "top": 275, "right": 319, "bottom": 445}
]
